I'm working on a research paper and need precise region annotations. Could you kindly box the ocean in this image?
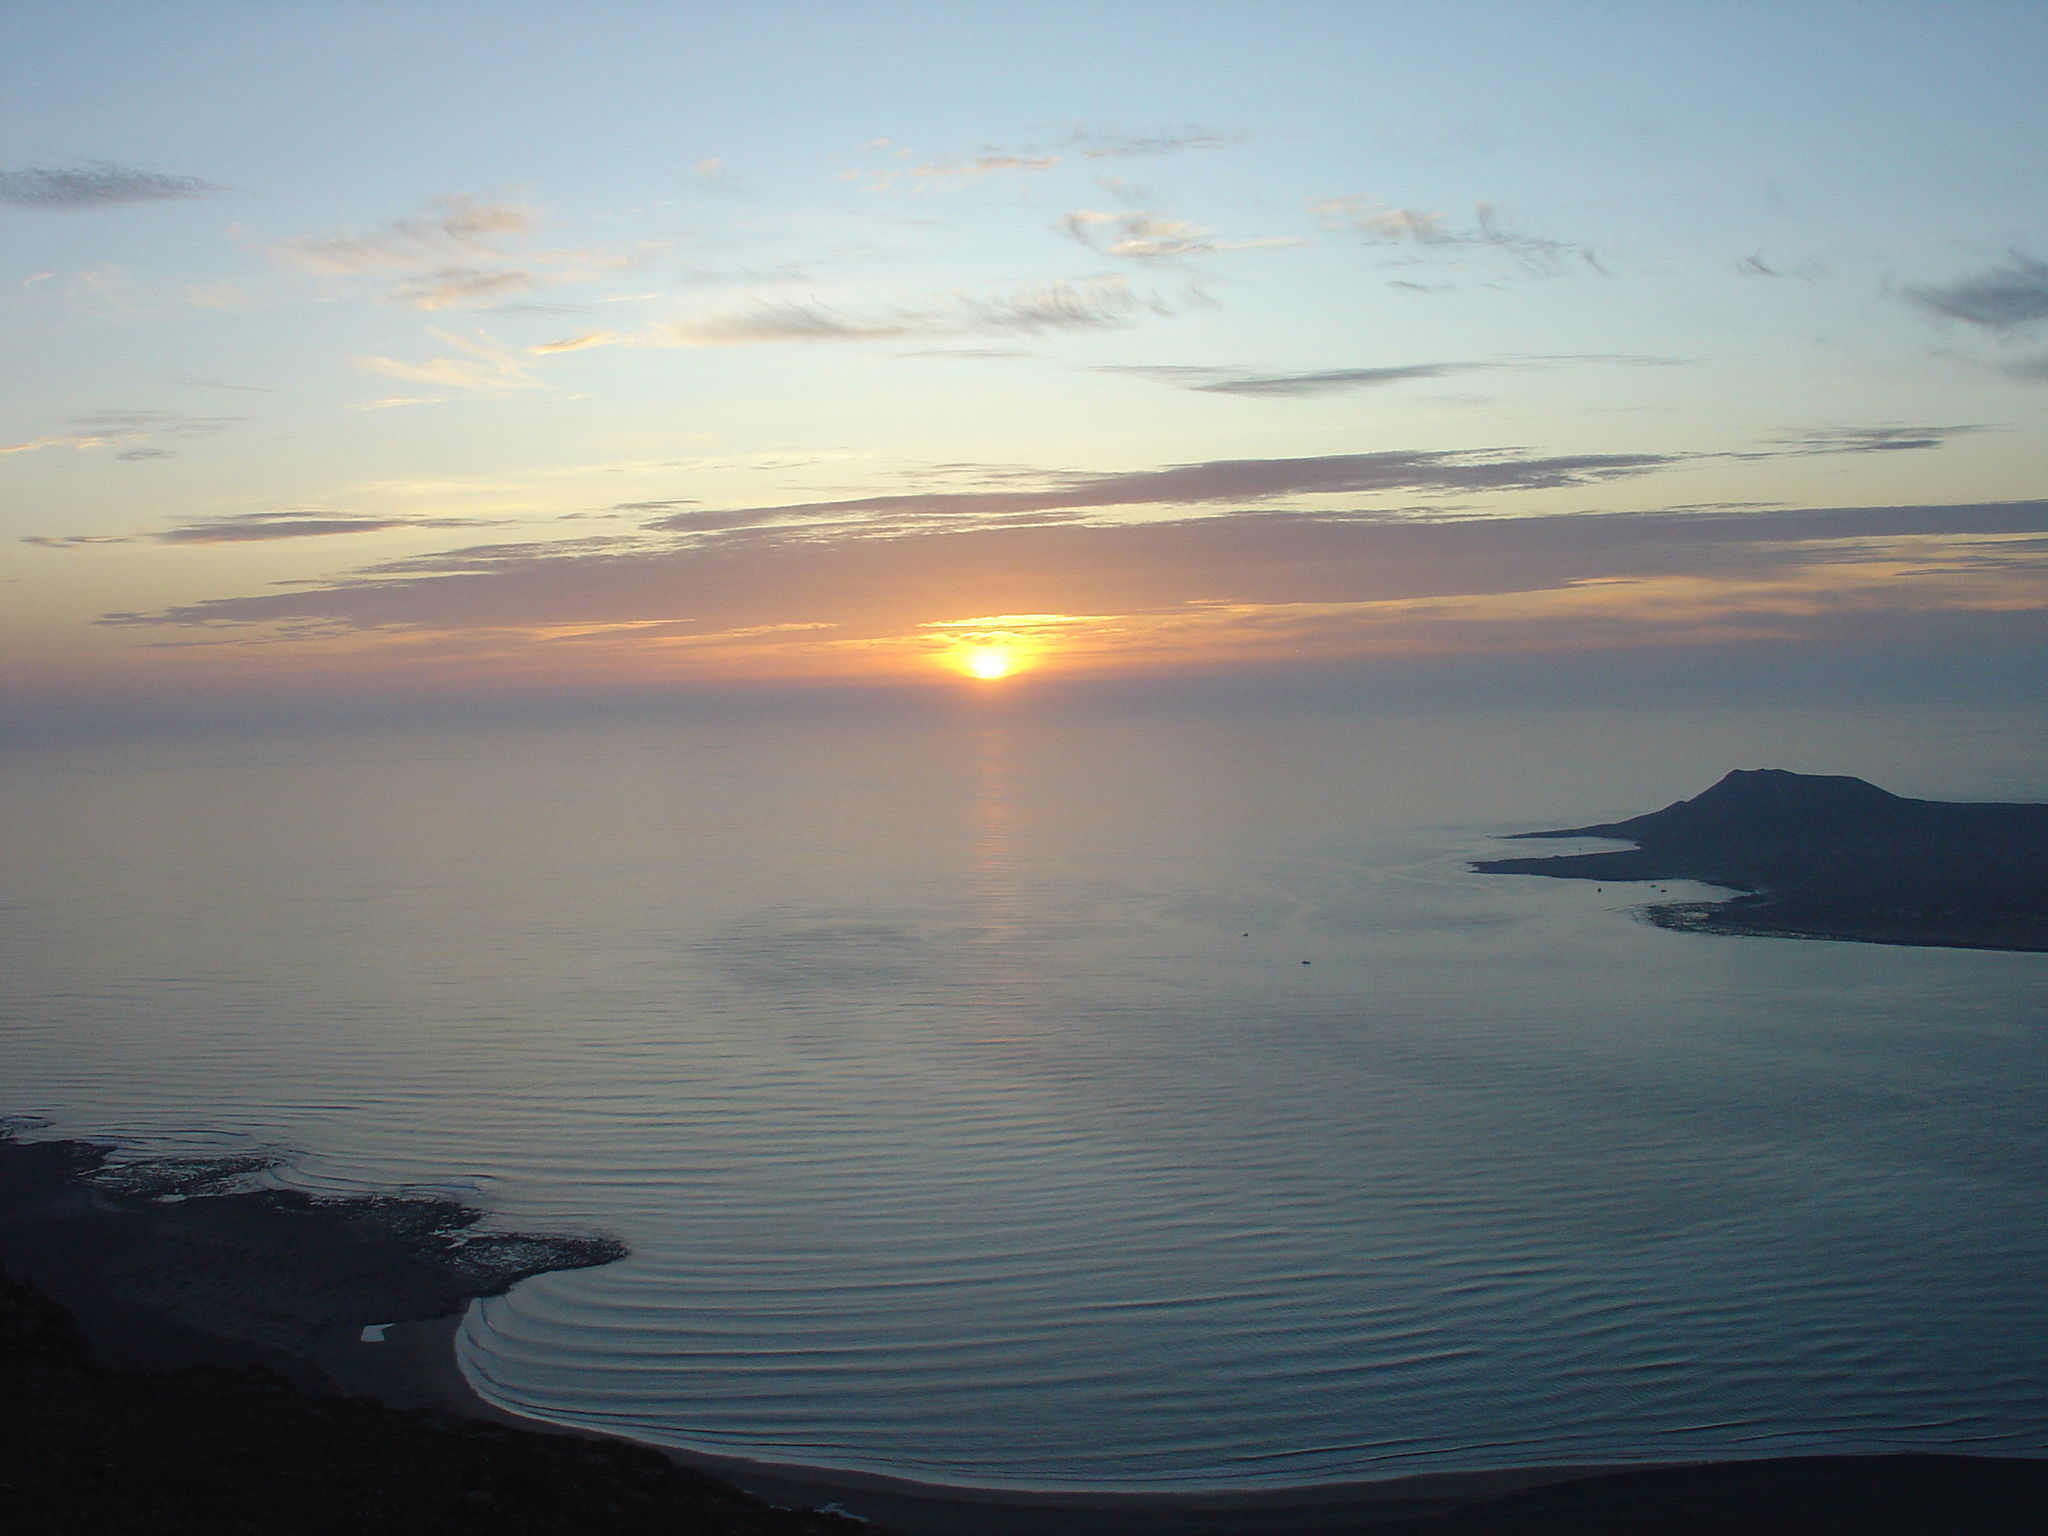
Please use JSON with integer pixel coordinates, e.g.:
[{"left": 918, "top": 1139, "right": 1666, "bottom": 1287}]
[{"left": 4, "top": 696, "right": 2045, "bottom": 1489}]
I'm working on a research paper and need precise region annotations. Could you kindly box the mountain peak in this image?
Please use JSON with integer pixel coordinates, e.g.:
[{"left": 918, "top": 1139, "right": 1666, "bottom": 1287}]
[{"left": 1692, "top": 769, "right": 1901, "bottom": 809}]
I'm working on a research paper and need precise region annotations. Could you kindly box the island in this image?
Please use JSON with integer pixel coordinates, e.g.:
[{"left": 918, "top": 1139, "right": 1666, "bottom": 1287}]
[{"left": 1472, "top": 768, "right": 2048, "bottom": 952}]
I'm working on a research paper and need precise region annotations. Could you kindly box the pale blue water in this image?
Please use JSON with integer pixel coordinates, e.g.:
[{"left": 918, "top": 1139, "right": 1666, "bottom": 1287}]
[{"left": 3, "top": 700, "right": 2045, "bottom": 1489}]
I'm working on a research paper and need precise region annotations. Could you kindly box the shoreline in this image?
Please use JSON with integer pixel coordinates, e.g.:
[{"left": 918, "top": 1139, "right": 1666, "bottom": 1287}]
[
  {"left": 1640, "top": 899, "right": 2048, "bottom": 953},
  {"left": 0, "top": 1128, "right": 1712, "bottom": 1532},
  {"left": 9, "top": 1128, "right": 2046, "bottom": 1533},
  {"left": 390, "top": 1315, "right": 1679, "bottom": 1533},
  {"left": 333, "top": 1314, "right": 2048, "bottom": 1535},
  {"left": 0, "top": 1127, "right": 1586, "bottom": 1528}
]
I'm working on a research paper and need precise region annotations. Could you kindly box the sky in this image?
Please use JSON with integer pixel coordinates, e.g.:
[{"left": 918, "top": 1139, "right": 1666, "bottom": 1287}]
[{"left": 4, "top": 0, "right": 2045, "bottom": 723}]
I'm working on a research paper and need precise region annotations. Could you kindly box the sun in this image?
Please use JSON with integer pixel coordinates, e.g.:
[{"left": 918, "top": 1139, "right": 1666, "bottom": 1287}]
[
  {"left": 963, "top": 644, "right": 1015, "bottom": 680},
  {"left": 934, "top": 623, "right": 1052, "bottom": 681},
  {"left": 943, "top": 639, "right": 1034, "bottom": 680}
]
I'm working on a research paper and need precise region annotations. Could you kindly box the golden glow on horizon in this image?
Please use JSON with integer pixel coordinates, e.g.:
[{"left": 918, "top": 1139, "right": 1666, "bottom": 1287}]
[
  {"left": 963, "top": 644, "right": 1018, "bottom": 680},
  {"left": 939, "top": 637, "right": 1038, "bottom": 680},
  {"left": 928, "top": 614, "right": 1090, "bottom": 682}
]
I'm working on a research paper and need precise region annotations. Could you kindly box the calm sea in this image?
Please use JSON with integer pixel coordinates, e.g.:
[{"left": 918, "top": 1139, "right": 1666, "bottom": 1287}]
[{"left": 4, "top": 698, "right": 2045, "bottom": 1489}]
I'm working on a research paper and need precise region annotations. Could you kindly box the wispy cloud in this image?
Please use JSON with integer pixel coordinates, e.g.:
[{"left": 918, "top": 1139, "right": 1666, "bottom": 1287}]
[
  {"left": 1311, "top": 196, "right": 1604, "bottom": 277},
  {"left": 279, "top": 194, "right": 541, "bottom": 274},
  {"left": 0, "top": 162, "right": 219, "bottom": 208},
  {"left": 1766, "top": 424, "right": 1982, "bottom": 456},
  {"left": 838, "top": 138, "right": 1064, "bottom": 192},
  {"left": 846, "top": 153, "right": 1063, "bottom": 192},
  {"left": 1, "top": 411, "right": 237, "bottom": 459},
  {"left": 356, "top": 328, "right": 538, "bottom": 393},
  {"left": 633, "top": 446, "right": 1676, "bottom": 533},
  {"left": 1198, "top": 366, "right": 1471, "bottom": 396},
  {"left": 1905, "top": 253, "right": 2048, "bottom": 331},
  {"left": 154, "top": 512, "right": 497, "bottom": 544},
  {"left": 1063, "top": 126, "right": 1246, "bottom": 160},
  {"left": 658, "top": 278, "right": 1166, "bottom": 345},
  {"left": 1314, "top": 201, "right": 1446, "bottom": 242},
  {"left": 614, "top": 424, "right": 1962, "bottom": 538},
  {"left": 530, "top": 330, "right": 621, "bottom": 354},
  {"left": 277, "top": 193, "right": 652, "bottom": 310},
  {"left": 922, "top": 153, "right": 1061, "bottom": 178},
  {"left": 1101, "top": 363, "right": 1475, "bottom": 396},
  {"left": 1736, "top": 251, "right": 1828, "bottom": 282},
  {"left": 2, "top": 434, "right": 95, "bottom": 458},
  {"left": 27, "top": 510, "right": 502, "bottom": 549},
  {"left": 839, "top": 124, "right": 1241, "bottom": 192},
  {"left": 1061, "top": 209, "right": 1296, "bottom": 261},
  {"left": 385, "top": 267, "right": 539, "bottom": 310},
  {"left": 667, "top": 300, "right": 928, "bottom": 344}
]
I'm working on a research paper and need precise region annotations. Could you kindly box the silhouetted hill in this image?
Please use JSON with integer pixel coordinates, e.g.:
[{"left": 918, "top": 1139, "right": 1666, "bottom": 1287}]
[{"left": 1472, "top": 769, "right": 2048, "bottom": 950}]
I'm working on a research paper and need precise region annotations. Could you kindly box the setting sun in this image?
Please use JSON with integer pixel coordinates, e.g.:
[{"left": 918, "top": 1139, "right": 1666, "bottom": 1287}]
[
  {"left": 931, "top": 616, "right": 1079, "bottom": 683},
  {"left": 962, "top": 645, "right": 1016, "bottom": 680}
]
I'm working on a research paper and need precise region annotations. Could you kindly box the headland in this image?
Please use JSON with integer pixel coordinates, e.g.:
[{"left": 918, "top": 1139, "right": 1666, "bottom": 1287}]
[{"left": 1473, "top": 768, "right": 2048, "bottom": 951}]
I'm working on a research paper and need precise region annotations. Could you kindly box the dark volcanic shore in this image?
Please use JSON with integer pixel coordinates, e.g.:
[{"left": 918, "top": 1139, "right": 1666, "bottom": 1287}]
[
  {"left": 0, "top": 1130, "right": 625, "bottom": 1382},
  {"left": 1472, "top": 768, "right": 2048, "bottom": 952},
  {"left": 0, "top": 1130, "right": 859, "bottom": 1534},
  {"left": 0, "top": 1262, "right": 871, "bottom": 1536},
  {"left": 8, "top": 1129, "right": 2048, "bottom": 1533}
]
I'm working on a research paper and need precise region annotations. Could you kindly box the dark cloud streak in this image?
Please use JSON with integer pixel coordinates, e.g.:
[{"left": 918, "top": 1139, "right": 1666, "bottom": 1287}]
[
  {"left": 0, "top": 162, "right": 219, "bottom": 208},
  {"left": 1767, "top": 425, "right": 1981, "bottom": 456},
  {"left": 1906, "top": 254, "right": 2048, "bottom": 331},
  {"left": 155, "top": 512, "right": 503, "bottom": 544},
  {"left": 638, "top": 448, "right": 1675, "bottom": 533},
  {"left": 28, "top": 512, "right": 505, "bottom": 548},
  {"left": 1193, "top": 365, "right": 1469, "bottom": 396},
  {"left": 99, "top": 498, "right": 2048, "bottom": 638}
]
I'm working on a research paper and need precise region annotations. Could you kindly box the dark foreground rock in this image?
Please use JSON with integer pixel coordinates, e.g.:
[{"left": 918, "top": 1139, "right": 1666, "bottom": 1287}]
[
  {"left": 0, "top": 1266, "right": 865, "bottom": 1536},
  {"left": 0, "top": 1131, "right": 863, "bottom": 1535},
  {"left": 8, "top": 1129, "right": 2045, "bottom": 1534},
  {"left": 1473, "top": 768, "right": 2048, "bottom": 951},
  {"left": 1354, "top": 1454, "right": 2048, "bottom": 1535},
  {"left": 0, "top": 1131, "right": 625, "bottom": 1381}
]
